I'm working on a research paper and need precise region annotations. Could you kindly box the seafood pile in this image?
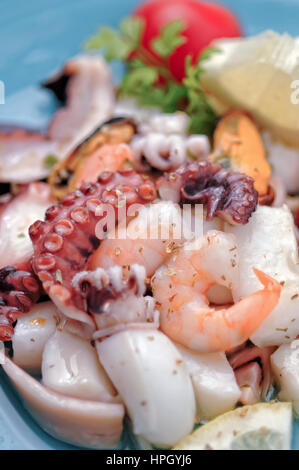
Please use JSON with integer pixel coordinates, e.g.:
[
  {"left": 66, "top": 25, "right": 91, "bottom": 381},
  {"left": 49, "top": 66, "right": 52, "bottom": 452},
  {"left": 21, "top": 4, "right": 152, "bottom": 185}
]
[{"left": 0, "top": 52, "right": 299, "bottom": 451}]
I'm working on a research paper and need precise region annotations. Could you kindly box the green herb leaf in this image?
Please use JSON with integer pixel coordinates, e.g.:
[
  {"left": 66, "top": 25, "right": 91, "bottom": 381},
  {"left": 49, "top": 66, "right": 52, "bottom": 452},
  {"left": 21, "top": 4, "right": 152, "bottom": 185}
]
[
  {"left": 85, "top": 26, "right": 132, "bottom": 61},
  {"left": 119, "top": 69, "right": 186, "bottom": 113},
  {"left": 183, "top": 54, "right": 218, "bottom": 135},
  {"left": 120, "top": 17, "right": 144, "bottom": 50},
  {"left": 122, "top": 61, "right": 159, "bottom": 91},
  {"left": 17, "top": 233, "right": 26, "bottom": 239},
  {"left": 85, "top": 17, "right": 144, "bottom": 61},
  {"left": 85, "top": 16, "right": 221, "bottom": 137},
  {"left": 44, "top": 154, "right": 59, "bottom": 169},
  {"left": 151, "top": 20, "right": 186, "bottom": 58}
]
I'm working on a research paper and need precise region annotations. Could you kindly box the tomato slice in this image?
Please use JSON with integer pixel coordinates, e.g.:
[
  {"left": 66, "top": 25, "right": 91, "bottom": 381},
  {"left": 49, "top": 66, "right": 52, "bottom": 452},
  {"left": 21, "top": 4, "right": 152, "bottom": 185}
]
[{"left": 134, "top": 0, "right": 242, "bottom": 81}]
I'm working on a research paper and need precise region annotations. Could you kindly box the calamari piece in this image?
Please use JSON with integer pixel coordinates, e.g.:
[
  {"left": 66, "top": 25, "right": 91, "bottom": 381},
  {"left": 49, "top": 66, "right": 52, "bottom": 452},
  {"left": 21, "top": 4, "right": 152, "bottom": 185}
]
[
  {"left": 42, "top": 330, "right": 118, "bottom": 402},
  {"left": 97, "top": 329, "right": 196, "bottom": 448},
  {"left": 114, "top": 98, "right": 160, "bottom": 127},
  {"left": 92, "top": 295, "right": 159, "bottom": 339},
  {"left": 176, "top": 345, "right": 241, "bottom": 420},
  {"left": 2, "top": 357, "right": 125, "bottom": 449},
  {"left": 138, "top": 112, "right": 190, "bottom": 136},
  {"left": 271, "top": 341, "right": 299, "bottom": 414},
  {"left": 227, "top": 205, "right": 299, "bottom": 346},
  {"left": 46, "top": 55, "right": 115, "bottom": 152},
  {"left": 270, "top": 176, "right": 286, "bottom": 208},
  {"left": 0, "top": 129, "right": 59, "bottom": 183},
  {"left": 13, "top": 301, "right": 60, "bottom": 374},
  {"left": 48, "top": 117, "right": 136, "bottom": 200},
  {"left": 233, "top": 362, "right": 262, "bottom": 405},
  {"left": 264, "top": 132, "right": 299, "bottom": 194},
  {"left": 0, "top": 183, "right": 53, "bottom": 268}
]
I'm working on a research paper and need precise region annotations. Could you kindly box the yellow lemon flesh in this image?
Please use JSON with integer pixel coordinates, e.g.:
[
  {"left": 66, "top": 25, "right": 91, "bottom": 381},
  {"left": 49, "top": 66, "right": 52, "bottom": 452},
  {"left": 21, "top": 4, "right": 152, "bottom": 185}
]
[
  {"left": 173, "top": 402, "right": 292, "bottom": 450},
  {"left": 201, "top": 31, "right": 299, "bottom": 148}
]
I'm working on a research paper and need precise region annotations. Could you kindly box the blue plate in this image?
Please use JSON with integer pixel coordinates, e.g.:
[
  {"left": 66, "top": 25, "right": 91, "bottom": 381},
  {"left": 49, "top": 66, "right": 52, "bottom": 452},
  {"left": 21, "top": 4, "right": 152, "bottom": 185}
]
[{"left": 0, "top": 0, "right": 299, "bottom": 450}]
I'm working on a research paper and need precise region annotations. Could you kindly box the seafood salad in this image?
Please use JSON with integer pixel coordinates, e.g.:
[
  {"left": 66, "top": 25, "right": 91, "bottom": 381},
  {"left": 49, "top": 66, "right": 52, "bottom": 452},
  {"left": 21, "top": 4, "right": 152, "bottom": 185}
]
[{"left": 1, "top": 0, "right": 299, "bottom": 451}]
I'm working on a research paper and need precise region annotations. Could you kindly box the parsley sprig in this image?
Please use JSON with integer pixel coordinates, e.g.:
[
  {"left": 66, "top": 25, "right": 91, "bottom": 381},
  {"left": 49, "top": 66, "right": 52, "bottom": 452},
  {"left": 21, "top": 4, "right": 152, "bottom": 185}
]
[{"left": 85, "top": 17, "right": 220, "bottom": 136}]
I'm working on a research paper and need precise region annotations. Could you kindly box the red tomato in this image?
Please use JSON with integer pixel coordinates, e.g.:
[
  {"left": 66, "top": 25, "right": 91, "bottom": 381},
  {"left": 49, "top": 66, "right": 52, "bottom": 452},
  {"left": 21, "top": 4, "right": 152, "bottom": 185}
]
[{"left": 134, "top": 0, "right": 242, "bottom": 82}]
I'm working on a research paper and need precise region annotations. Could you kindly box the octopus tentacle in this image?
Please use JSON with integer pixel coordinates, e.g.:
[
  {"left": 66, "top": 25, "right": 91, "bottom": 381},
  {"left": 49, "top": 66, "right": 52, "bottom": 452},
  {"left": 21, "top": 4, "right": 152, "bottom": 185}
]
[
  {"left": 30, "top": 169, "right": 156, "bottom": 323},
  {"left": 0, "top": 265, "right": 42, "bottom": 341},
  {"left": 0, "top": 183, "right": 53, "bottom": 341},
  {"left": 0, "top": 170, "right": 156, "bottom": 341},
  {"left": 76, "top": 264, "right": 159, "bottom": 339},
  {"left": 157, "top": 161, "right": 258, "bottom": 225},
  {"left": 72, "top": 264, "right": 146, "bottom": 315}
]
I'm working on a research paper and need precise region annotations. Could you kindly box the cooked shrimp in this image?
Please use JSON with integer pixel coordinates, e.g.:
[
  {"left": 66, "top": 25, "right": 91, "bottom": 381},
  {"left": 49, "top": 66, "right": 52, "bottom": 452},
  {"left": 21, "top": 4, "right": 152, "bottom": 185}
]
[
  {"left": 89, "top": 200, "right": 199, "bottom": 277},
  {"left": 151, "top": 231, "right": 281, "bottom": 353}
]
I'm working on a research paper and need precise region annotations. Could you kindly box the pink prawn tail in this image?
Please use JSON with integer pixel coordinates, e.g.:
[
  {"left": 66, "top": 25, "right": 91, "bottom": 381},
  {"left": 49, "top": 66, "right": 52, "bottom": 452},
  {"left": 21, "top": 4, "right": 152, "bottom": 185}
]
[
  {"left": 226, "top": 268, "right": 282, "bottom": 349},
  {"left": 251, "top": 268, "right": 282, "bottom": 323},
  {"left": 252, "top": 268, "right": 282, "bottom": 297}
]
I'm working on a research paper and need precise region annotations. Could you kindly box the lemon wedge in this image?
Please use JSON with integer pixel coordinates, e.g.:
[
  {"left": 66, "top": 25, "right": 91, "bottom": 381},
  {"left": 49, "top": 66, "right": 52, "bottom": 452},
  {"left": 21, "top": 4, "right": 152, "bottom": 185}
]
[
  {"left": 173, "top": 402, "right": 292, "bottom": 450},
  {"left": 201, "top": 31, "right": 299, "bottom": 147}
]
